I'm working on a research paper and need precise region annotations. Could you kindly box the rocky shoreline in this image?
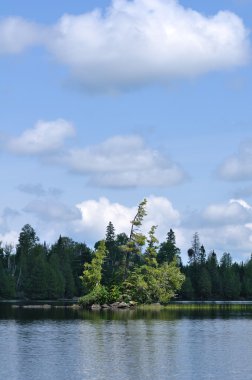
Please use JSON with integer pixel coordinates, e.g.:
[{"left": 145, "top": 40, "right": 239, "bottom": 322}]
[
  {"left": 10, "top": 300, "right": 137, "bottom": 310},
  {"left": 89, "top": 301, "right": 136, "bottom": 310}
]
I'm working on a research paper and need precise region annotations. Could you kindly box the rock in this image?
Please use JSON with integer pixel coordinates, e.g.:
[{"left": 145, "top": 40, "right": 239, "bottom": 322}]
[
  {"left": 129, "top": 301, "right": 137, "bottom": 307},
  {"left": 110, "top": 302, "right": 120, "bottom": 308},
  {"left": 101, "top": 304, "right": 110, "bottom": 309},
  {"left": 118, "top": 302, "right": 129, "bottom": 309},
  {"left": 90, "top": 304, "right": 101, "bottom": 310},
  {"left": 22, "top": 304, "right": 51, "bottom": 309}
]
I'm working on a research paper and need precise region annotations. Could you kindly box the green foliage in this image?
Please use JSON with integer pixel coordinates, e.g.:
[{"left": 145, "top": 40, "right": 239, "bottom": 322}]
[
  {"left": 80, "top": 240, "right": 107, "bottom": 292},
  {"left": 122, "top": 198, "right": 147, "bottom": 280},
  {"left": 107, "top": 285, "right": 123, "bottom": 303},
  {"left": 145, "top": 226, "right": 158, "bottom": 267},
  {"left": 197, "top": 268, "right": 212, "bottom": 299},
  {"left": 157, "top": 229, "right": 181, "bottom": 264},
  {"left": 78, "top": 285, "right": 109, "bottom": 307},
  {"left": 123, "top": 260, "right": 185, "bottom": 304},
  {"left": 16, "top": 224, "right": 39, "bottom": 259},
  {"left": 8, "top": 199, "right": 252, "bottom": 304},
  {"left": 0, "top": 260, "right": 15, "bottom": 298},
  {"left": 180, "top": 277, "right": 195, "bottom": 300}
]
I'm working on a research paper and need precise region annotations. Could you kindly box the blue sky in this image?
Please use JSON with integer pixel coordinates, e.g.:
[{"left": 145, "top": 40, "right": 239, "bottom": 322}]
[{"left": 0, "top": 0, "right": 252, "bottom": 262}]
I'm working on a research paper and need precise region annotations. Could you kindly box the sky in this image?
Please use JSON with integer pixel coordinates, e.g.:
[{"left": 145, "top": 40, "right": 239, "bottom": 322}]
[{"left": 0, "top": 0, "right": 252, "bottom": 263}]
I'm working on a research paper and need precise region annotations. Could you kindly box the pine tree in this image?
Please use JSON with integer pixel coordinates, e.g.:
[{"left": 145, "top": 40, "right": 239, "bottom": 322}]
[
  {"left": 157, "top": 229, "right": 181, "bottom": 264},
  {"left": 123, "top": 199, "right": 147, "bottom": 280}
]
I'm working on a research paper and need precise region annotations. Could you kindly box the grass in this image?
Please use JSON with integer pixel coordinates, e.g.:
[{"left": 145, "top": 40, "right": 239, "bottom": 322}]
[{"left": 137, "top": 301, "right": 252, "bottom": 311}]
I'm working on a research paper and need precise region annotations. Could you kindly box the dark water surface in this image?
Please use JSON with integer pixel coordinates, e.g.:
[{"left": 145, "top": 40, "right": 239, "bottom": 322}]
[{"left": 1, "top": 303, "right": 252, "bottom": 380}]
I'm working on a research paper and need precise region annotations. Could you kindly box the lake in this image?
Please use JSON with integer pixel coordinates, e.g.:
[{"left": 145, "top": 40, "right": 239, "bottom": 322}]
[{"left": 1, "top": 303, "right": 252, "bottom": 380}]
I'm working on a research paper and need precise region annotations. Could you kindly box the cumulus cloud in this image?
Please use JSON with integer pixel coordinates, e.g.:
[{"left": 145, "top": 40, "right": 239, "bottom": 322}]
[
  {"left": 0, "top": 1, "right": 250, "bottom": 91},
  {"left": 46, "top": 0, "right": 250, "bottom": 91},
  {"left": 180, "top": 223, "right": 252, "bottom": 261},
  {"left": 180, "top": 198, "right": 252, "bottom": 260},
  {"left": 203, "top": 199, "right": 252, "bottom": 225},
  {"left": 8, "top": 119, "right": 75, "bottom": 155},
  {"left": 0, "top": 230, "right": 19, "bottom": 246},
  {"left": 75, "top": 195, "right": 181, "bottom": 243},
  {"left": 0, "top": 17, "right": 43, "bottom": 54},
  {"left": 23, "top": 200, "right": 81, "bottom": 222},
  {"left": 218, "top": 140, "right": 252, "bottom": 181},
  {"left": 61, "top": 135, "right": 187, "bottom": 188}
]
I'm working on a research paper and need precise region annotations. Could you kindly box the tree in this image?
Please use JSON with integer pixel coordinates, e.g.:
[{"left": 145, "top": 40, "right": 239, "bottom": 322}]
[
  {"left": 197, "top": 267, "right": 212, "bottom": 299},
  {"left": 105, "top": 222, "right": 116, "bottom": 247},
  {"left": 50, "top": 236, "right": 77, "bottom": 297},
  {"left": 207, "top": 251, "right": 221, "bottom": 298},
  {"left": 145, "top": 226, "right": 158, "bottom": 267},
  {"left": 80, "top": 240, "right": 107, "bottom": 293},
  {"left": 15, "top": 224, "right": 40, "bottom": 294},
  {"left": 180, "top": 276, "right": 195, "bottom": 300},
  {"left": 103, "top": 222, "right": 117, "bottom": 285},
  {"left": 199, "top": 245, "right": 206, "bottom": 265},
  {"left": 124, "top": 259, "right": 185, "bottom": 304},
  {"left": 0, "top": 259, "right": 15, "bottom": 298},
  {"left": 79, "top": 240, "right": 108, "bottom": 306},
  {"left": 16, "top": 224, "right": 39, "bottom": 259},
  {"left": 220, "top": 252, "right": 241, "bottom": 299},
  {"left": 188, "top": 232, "right": 201, "bottom": 264},
  {"left": 157, "top": 229, "right": 181, "bottom": 265},
  {"left": 123, "top": 199, "right": 147, "bottom": 279},
  {"left": 124, "top": 224, "right": 185, "bottom": 304},
  {"left": 242, "top": 256, "right": 252, "bottom": 298}
]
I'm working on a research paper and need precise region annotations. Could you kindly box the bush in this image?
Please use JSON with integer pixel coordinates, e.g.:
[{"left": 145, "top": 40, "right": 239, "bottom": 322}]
[
  {"left": 78, "top": 285, "right": 109, "bottom": 307},
  {"left": 107, "top": 285, "right": 123, "bottom": 303}
]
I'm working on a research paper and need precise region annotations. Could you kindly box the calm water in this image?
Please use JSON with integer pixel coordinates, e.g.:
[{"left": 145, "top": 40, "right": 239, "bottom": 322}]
[{"left": 1, "top": 304, "right": 252, "bottom": 380}]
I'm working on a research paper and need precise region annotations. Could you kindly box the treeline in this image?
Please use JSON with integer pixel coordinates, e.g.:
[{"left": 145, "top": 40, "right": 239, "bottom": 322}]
[
  {"left": 0, "top": 224, "right": 92, "bottom": 300},
  {"left": 180, "top": 232, "right": 252, "bottom": 300},
  {"left": 0, "top": 203, "right": 252, "bottom": 302},
  {"left": 0, "top": 200, "right": 184, "bottom": 303}
]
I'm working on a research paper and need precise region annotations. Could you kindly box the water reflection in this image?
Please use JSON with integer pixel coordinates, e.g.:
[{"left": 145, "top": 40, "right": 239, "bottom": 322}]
[{"left": 1, "top": 305, "right": 252, "bottom": 380}]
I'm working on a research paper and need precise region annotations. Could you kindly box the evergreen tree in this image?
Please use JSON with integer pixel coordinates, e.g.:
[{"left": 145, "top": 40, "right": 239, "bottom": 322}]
[
  {"left": 206, "top": 251, "right": 221, "bottom": 298},
  {"left": 103, "top": 221, "right": 117, "bottom": 285},
  {"left": 242, "top": 256, "right": 252, "bottom": 298},
  {"left": 220, "top": 252, "right": 241, "bottom": 299},
  {"left": 16, "top": 224, "right": 39, "bottom": 259},
  {"left": 180, "top": 276, "right": 195, "bottom": 300},
  {"left": 157, "top": 229, "right": 181, "bottom": 264},
  {"left": 80, "top": 240, "right": 107, "bottom": 292},
  {"left": 188, "top": 232, "right": 201, "bottom": 264},
  {"left": 197, "top": 267, "right": 212, "bottom": 299},
  {"left": 123, "top": 199, "right": 147, "bottom": 279},
  {"left": 15, "top": 224, "right": 39, "bottom": 294},
  {"left": 145, "top": 226, "right": 158, "bottom": 267}
]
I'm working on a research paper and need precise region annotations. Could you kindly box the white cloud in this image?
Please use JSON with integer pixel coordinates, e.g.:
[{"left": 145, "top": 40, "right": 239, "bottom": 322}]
[
  {"left": 8, "top": 119, "right": 75, "bottom": 155},
  {"left": 179, "top": 198, "right": 252, "bottom": 261},
  {"left": 0, "top": 1, "right": 250, "bottom": 91},
  {"left": 203, "top": 199, "right": 252, "bottom": 225},
  {"left": 179, "top": 223, "right": 252, "bottom": 262},
  {"left": 62, "top": 135, "right": 186, "bottom": 187},
  {"left": 0, "top": 17, "right": 42, "bottom": 54},
  {"left": 144, "top": 195, "right": 180, "bottom": 236},
  {"left": 0, "top": 230, "right": 19, "bottom": 246},
  {"left": 75, "top": 195, "right": 181, "bottom": 243},
  {"left": 218, "top": 140, "right": 252, "bottom": 181},
  {"left": 47, "top": 0, "right": 250, "bottom": 91}
]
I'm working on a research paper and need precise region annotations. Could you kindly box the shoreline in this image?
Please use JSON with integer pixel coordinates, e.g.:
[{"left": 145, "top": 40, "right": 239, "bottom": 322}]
[{"left": 2, "top": 299, "right": 252, "bottom": 311}]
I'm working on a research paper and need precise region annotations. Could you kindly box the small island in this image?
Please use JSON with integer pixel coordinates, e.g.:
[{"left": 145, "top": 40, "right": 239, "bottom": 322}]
[{"left": 1, "top": 199, "right": 251, "bottom": 306}]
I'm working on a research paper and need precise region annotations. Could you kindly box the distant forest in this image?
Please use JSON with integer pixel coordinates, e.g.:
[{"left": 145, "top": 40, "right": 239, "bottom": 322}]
[{"left": 1, "top": 201, "right": 252, "bottom": 302}]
